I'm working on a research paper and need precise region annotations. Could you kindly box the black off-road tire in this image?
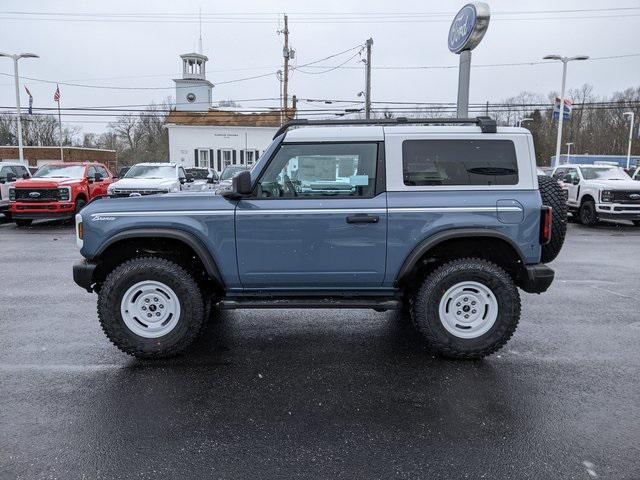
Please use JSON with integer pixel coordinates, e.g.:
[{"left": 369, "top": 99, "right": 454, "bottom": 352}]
[
  {"left": 538, "top": 175, "right": 567, "bottom": 263},
  {"left": 97, "top": 256, "right": 205, "bottom": 359},
  {"left": 579, "top": 199, "right": 599, "bottom": 226},
  {"left": 14, "top": 219, "right": 32, "bottom": 227},
  {"left": 75, "top": 197, "right": 87, "bottom": 213},
  {"left": 411, "top": 258, "right": 521, "bottom": 360}
]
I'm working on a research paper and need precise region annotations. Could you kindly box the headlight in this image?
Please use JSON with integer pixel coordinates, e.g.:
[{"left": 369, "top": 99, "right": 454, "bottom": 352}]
[
  {"left": 9, "top": 188, "right": 15, "bottom": 201},
  {"left": 58, "top": 187, "right": 70, "bottom": 201},
  {"left": 601, "top": 190, "right": 614, "bottom": 203}
]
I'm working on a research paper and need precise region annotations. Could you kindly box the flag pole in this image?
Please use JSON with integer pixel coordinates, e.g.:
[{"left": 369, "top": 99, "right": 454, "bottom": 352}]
[{"left": 56, "top": 85, "right": 63, "bottom": 161}]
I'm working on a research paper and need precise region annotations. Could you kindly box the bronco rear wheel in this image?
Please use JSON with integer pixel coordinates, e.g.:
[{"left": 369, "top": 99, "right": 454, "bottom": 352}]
[
  {"left": 14, "top": 219, "right": 32, "bottom": 227},
  {"left": 411, "top": 258, "right": 521, "bottom": 359},
  {"left": 97, "top": 256, "right": 205, "bottom": 359},
  {"left": 538, "top": 175, "right": 567, "bottom": 262}
]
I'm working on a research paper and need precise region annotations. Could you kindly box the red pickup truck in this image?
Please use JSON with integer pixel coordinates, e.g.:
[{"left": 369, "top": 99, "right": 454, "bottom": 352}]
[{"left": 10, "top": 162, "right": 113, "bottom": 226}]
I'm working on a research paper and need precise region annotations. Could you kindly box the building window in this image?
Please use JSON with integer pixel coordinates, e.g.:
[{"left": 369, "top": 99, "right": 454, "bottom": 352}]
[
  {"left": 198, "top": 149, "right": 209, "bottom": 168},
  {"left": 221, "top": 149, "right": 233, "bottom": 168},
  {"left": 244, "top": 150, "right": 255, "bottom": 167}
]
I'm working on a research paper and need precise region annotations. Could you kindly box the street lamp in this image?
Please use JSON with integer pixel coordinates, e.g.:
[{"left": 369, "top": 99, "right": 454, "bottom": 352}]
[
  {"left": 543, "top": 54, "right": 589, "bottom": 165},
  {"left": 566, "top": 142, "right": 574, "bottom": 164},
  {"left": 0, "top": 52, "right": 39, "bottom": 164},
  {"left": 623, "top": 111, "right": 635, "bottom": 170},
  {"left": 517, "top": 117, "right": 533, "bottom": 127}
]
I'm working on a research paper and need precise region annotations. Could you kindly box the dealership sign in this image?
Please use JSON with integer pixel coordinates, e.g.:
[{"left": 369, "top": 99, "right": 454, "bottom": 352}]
[{"left": 448, "top": 3, "right": 491, "bottom": 54}]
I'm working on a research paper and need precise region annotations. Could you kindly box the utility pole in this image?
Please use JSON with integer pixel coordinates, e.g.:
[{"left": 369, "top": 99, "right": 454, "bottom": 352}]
[
  {"left": 282, "top": 14, "right": 289, "bottom": 114},
  {"left": 624, "top": 111, "right": 635, "bottom": 170},
  {"left": 0, "top": 52, "right": 39, "bottom": 164},
  {"left": 364, "top": 38, "right": 373, "bottom": 119}
]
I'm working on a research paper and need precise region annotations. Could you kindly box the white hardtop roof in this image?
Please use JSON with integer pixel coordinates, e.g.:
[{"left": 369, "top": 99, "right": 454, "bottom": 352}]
[
  {"left": 0, "top": 161, "right": 29, "bottom": 165},
  {"left": 283, "top": 125, "right": 529, "bottom": 142},
  {"left": 557, "top": 164, "right": 620, "bottom": 169}
]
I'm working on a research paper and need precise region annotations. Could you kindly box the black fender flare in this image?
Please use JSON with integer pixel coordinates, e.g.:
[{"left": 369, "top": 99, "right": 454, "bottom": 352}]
[
  {"left": 95, "top": 228, "right": 224, "bottom": 287},
  {"left": 395, "top": 228, "right": 527, "bottom": 285}
]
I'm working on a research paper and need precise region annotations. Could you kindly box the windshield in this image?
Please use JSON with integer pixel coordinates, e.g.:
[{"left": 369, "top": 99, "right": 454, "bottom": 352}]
[
  {"left": 579, "top": 167, "right": 629, "bottom": 181},
  {"left": 186, "top": 168, "right": 209, "bottom": 180},
  {"left": 34, "top": 165, "right": 85, "bottom": 179},
  {"left": 124, "top": 165, "right": 175, "bottom": 179},
  {"left": 220, "top": 166, "right": 245, "bottom": 181}
]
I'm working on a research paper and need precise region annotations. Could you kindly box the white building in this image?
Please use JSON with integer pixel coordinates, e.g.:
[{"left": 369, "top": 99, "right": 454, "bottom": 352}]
[{"left": 166, "top": 51, "right": 289, "bottom": 173}]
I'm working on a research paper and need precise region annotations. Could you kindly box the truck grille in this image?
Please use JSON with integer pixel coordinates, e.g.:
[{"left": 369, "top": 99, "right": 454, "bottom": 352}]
[
  {"left": 109, "top": 189, "right": 166, "bottom": 198},
  {"left": 610, "top": 191, "right": 640, "bottom": 204},
  {"left": 14, "top": 188, "right": 61, "bottom": 202}
]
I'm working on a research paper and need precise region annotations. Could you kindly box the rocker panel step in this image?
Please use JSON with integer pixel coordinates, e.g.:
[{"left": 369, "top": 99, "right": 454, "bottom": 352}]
[{"left": 218, "top": 297, "right": 400, "bottom": 311}]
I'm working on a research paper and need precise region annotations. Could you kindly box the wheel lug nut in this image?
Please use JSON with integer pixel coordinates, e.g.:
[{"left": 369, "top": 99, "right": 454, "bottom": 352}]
[
  {"left": 142, "top": 306, "right": 147, "bottom": 310},
  {"left": 463, "top": 297, "right": 468, "bottom": 302},
  {"left": 472, "top": 310, "right": 476, "bottom": 314},
  {"left": 156, "top": 312, "right": 161, "bottom": 316},
  {"left": 456, "top": 311, "right": 461, "bottom": 315},
  {"left": 471, "top": 301, "right": 476, "bottom": 305},
  {"left": 159, "top": 304, "right": 164, "bottom": 309},
  {"left": 147, "top": 313, "right": 152, "bottom": 318},
  {"left": 154, "top": 297, "right": 158, "bottom": 302},
  {"left": 464, "top": 314, "right": 469, "bottom": 319},
  {"left": 145, "top": 299, "right": 150, "bottom": 303}
]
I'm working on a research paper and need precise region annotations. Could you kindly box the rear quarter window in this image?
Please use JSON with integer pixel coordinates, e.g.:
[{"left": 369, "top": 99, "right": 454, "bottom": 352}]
[{"left": 402, "top": 139, "right": 518, "bottom": 186}]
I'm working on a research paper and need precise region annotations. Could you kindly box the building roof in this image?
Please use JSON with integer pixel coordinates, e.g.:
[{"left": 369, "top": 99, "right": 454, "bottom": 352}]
[{"left": 166, "top": 108, "right": 293, "bottom": 128}]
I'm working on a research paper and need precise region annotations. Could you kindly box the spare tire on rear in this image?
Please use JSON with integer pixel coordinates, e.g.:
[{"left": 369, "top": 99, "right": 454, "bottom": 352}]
[{"left": 538, "top": 175, "right": 567, "bottom": 263}]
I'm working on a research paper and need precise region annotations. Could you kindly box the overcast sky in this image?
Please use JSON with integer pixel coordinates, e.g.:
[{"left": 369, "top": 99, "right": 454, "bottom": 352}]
[{"left": 1, "top": 0, "right": 639, "bottom": 134}]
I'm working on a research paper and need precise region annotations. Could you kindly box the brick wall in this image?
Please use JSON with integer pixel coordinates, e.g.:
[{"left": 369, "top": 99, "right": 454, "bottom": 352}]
[{"left": 0, "top": 147, "right": 117, "bottom": 172}]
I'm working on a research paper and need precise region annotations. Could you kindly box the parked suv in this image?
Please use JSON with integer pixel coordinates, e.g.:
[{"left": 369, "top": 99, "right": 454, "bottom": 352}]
[
  {"left": 73, "top": 117, "right": 566, "bottom": 360},
  {"left": 10, "top": 162, "right": 112, "bottom": 226},
  {"left": 552, "top": 163, "right": 640, "bottom": 226},
  {"left": 0, "top": 161, "right": 31, "bottom": 221},
  {"left": 107, "top": 162, "right": 191, "bottom": 197}
]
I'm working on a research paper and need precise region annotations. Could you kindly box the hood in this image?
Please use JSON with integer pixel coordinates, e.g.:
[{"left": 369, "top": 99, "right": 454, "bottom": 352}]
[
  {"left": 14, "top": 177, "right": 82, "bottom": 189},
  {"left": 584, "top": 179, "right": 640, "bottom": 190},
  {"left": 109, "top": 178, "right": 178, "bottom": 190},
  {"left": 81, "top": 189, "right": 233, "bottom": 216}
]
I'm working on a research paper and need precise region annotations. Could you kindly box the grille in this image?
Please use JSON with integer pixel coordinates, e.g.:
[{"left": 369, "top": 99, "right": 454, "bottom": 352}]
[
  {"left": 14, "top": 188, "right": 60, "bottom": 202},
  {"left": 610, "top": 191, "right": 640, "bottom": 204},
  {"left": 109, "top": 189, "right": 166, "bottom": 198}
]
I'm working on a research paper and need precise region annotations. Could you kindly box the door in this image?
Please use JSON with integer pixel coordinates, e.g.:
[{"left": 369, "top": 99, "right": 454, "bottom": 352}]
[
  {"left": 559, "top": 167, "right": 580, "bottom": 205},
  {"left": 235, "top": 141, "right": 387, "bottom": 289},
  {"left": 86, "top": 166, "right": 101, "bottom": 199}
]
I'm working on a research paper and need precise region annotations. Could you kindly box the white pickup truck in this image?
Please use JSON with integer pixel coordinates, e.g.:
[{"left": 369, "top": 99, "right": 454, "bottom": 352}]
[
  {"left": 552, "top": 163, "right": 640, "bottom": 226},
  {"left": 0, "top": 161, "right": 31, "bottom": 220}
]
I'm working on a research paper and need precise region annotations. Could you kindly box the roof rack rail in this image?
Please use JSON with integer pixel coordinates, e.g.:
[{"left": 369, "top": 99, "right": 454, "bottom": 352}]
[{"left": 273, "top": 116, "right": 497, "bottom": 139}]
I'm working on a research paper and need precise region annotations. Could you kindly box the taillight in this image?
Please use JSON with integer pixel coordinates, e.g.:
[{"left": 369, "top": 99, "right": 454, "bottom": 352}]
[{"left": 540, "top": 206, "right": 552, "bottom": 245}]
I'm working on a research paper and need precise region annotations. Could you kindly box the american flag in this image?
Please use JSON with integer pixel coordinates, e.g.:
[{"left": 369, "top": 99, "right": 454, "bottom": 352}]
[
  {"left": 24, "top": 86, "right": 33, "bottom": 115},
  {"left": 53, "top": 84, "right": 60, "bottom": 102}
]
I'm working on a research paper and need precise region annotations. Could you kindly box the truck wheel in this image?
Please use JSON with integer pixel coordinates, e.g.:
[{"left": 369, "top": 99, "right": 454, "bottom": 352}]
[
  {"left": 15, "top": 219, "right": 32, "bottom": 227},
  {"left": 75, "top": 198, "right": 87, "bottom": 213},
  {"left": 538, "top": 175, "right": 567, "bottom": 263},
  {"left": 579, "top": 200, "right": 599, "bottom": 226},
  {"left": 411, "top": 258, "right": 520, "bottom": 360},
  {"left": 97, "top": 256, "right": 205, "bottom": 359}
]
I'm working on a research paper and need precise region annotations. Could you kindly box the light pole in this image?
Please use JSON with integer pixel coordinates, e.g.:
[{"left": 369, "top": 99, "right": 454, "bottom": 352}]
[
  {"left": 566, "top": 142, "right": 573, "bottom": 164},
  {"left": 0, "top": 52, "right": 39, "bottom": 164},
  {"left": 543, "top": 54, "right": 589, "bottom": 165},
  {"left": 623, "top": 111, "right": 635, "bottom": 170},
  {"left": 517, "top": 117, "right": 533, "bottom": 127}
]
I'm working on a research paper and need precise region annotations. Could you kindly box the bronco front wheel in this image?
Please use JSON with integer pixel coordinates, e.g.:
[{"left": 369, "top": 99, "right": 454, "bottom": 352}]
[
  {"left": 411, "top": 258, "right": 521, "bottom": 359},
  {"left": 97, "top": 256, "right": 205, "bottom": 358}
]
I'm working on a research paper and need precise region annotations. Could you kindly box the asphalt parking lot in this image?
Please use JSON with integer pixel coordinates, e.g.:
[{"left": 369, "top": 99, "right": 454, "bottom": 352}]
[{"left": 1, "top": 219, "right": 639, "bottom": 480}]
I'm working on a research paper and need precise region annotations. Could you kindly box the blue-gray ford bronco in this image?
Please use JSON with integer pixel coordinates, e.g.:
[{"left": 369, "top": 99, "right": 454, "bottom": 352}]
[{"left": 73, "top": 117, "right": 567, "bottom": 360}]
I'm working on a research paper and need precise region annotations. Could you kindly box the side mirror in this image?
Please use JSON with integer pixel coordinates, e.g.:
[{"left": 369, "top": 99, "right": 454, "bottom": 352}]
[
  {"left": 222, "top": 170, "right": 251, "bottom": 199},
  {"left": 5, "top": 172, "right": 17, "bottom": 183},
  {"left": 94, "top": 172, "right": 103, "bottom": 182},
  {"left": 22, "top": 172, "right": 30, "bottom": 179},
  {"left": 186, "top": 173, "right": 195, "bottom": 183},
  {"left": 179, "top": 177, "right": 186, "bottom": 184},
  {"left": 572, "top": 177, "right": 580, "bottom": 185}
]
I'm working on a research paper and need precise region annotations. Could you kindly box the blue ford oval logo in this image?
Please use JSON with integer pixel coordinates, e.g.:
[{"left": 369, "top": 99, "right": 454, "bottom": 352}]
[
  {"left": 448, "top": 5, "right": 477, "bottom": 53},
  {"left": 630, "top": 194, "right": 640, "bottom": 200},
  {"left": 29, "top": 191, "right": 41, "bottom": 198}
]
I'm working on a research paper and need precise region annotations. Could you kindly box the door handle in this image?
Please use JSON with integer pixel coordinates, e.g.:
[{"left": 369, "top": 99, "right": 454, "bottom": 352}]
[{"left": 346, "top": 214, "right": 379, "bottom": 224}]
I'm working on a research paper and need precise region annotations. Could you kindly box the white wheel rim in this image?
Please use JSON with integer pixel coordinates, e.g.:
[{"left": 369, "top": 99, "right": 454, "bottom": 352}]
[
  {"left": 120, "top": 280, "right": 181, "bottom": 338},
  {"left": 438, "top": 281, "right": 498, "bottom": 339}
]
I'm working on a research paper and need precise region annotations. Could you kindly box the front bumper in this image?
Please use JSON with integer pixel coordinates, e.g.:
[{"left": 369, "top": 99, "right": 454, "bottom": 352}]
[
  {"left": 11, "top": 201, "right": 75, "bottom": 219},
  {"left": 73, "top": 260, "right": 97, "bottom": 292},
  {"left": 520, "top": 264, "right": 555, "bottom": 294},
  {"left": 597, "top": 203, "right": 640, "bottom": 220}
]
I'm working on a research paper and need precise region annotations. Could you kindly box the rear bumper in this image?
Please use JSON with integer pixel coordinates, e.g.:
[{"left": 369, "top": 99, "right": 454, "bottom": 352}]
[
  {"left": 520, "top": 264, "right": 555, "bottom": 294},
  {"left": 73, "top": 260, "right": 97, "bottom": 292}
]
